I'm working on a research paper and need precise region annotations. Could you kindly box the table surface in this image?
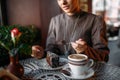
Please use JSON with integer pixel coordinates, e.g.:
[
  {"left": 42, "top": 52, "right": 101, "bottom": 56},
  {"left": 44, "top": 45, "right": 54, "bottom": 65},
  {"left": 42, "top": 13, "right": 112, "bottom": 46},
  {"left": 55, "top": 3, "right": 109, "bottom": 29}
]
[{"left": 20, "top": 57, "right": 120, "bottom": 80}]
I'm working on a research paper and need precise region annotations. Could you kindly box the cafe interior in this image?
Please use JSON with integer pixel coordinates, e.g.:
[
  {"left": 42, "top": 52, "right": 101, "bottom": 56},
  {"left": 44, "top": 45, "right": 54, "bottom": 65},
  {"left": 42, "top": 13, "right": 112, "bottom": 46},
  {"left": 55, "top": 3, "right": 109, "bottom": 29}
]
[{"left": 0, "top": 0, "right": 120, "bottom": 79}]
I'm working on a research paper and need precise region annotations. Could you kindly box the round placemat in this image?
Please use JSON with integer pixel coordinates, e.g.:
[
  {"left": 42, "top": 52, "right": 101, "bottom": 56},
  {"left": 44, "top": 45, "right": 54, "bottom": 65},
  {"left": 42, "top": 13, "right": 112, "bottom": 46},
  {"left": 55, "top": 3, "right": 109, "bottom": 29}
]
[{"left": 24, "top": 69, "right": 68, "bottom": 80}]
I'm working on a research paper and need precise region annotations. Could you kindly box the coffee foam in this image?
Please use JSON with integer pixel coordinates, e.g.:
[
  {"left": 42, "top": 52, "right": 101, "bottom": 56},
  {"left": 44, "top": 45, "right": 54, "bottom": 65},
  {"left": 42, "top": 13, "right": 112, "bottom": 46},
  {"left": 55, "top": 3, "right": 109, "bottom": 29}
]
[
  {"left": 68, "top": 54, "right": 87, "bottom": 61},
  {"left": 69, "top": 55, "right": 85, "bottom": 59}
]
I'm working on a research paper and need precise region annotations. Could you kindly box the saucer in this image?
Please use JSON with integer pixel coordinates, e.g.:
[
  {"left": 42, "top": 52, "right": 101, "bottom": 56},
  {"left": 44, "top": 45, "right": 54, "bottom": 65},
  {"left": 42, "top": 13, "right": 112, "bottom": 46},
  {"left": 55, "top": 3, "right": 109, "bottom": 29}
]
[
  {"left": 34, "top": 58, "right": 68, "bottom": 70},
  {"left": 61, "top": 64, "right": 94, "bottom": 79}
]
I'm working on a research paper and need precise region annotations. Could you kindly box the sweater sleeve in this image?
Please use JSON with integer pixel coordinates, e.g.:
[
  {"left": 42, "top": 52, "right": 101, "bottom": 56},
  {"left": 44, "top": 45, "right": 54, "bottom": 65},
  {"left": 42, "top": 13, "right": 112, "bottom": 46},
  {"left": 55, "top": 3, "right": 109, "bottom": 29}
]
[{"left": 84, "top": 16, "right": 109, "bottom": 62}]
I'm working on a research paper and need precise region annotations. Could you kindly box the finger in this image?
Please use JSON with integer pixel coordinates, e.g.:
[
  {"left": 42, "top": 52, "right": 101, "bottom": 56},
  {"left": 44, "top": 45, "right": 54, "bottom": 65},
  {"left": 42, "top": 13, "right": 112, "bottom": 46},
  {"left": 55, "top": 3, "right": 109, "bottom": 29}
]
[
  {"left": 76, "top": 40, "right": 86, "bottom": 45},
  {"left": 71, "top": 42, "right": 78, "bottom": 49},
  {"left": 78, "top": 38, "right": 85, "bottom": 41},
  {"left": 76, "top": 40, "right": 82, "bottom": 44},
  {"left": 76, "top": 40, "right": 85, "bottom": 45},
  {"left": 71, "top": 42, "right": 77, "bottom": 46}
]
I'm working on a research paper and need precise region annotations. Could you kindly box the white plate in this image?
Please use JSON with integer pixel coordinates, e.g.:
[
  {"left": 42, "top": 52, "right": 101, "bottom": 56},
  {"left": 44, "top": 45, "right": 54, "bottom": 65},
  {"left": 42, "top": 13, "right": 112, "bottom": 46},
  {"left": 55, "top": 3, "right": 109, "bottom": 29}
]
[
  {"left": 61, "top": 64, "right": 94, "bottom": 79},
  {"left": 34, "top": 58, "right": 68, "bottom": 70}
]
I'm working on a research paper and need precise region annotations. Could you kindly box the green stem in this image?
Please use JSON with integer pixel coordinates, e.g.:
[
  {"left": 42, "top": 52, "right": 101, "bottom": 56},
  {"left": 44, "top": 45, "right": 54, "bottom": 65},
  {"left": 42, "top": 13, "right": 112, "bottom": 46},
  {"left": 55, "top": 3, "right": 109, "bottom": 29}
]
[{"left": 0, "top": 41, "right": 10, "bottom": 51}]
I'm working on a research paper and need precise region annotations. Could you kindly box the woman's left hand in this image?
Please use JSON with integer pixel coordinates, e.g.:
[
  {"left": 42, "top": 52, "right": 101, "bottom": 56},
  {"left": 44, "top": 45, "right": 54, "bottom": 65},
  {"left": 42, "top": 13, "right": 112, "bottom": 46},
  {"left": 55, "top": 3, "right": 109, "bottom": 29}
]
[
  {"left": 31, "top": 45, "right": 44, "bottom": 59},
  {"left": 71, "top": 39, "right": 87, "bottom": 54}
]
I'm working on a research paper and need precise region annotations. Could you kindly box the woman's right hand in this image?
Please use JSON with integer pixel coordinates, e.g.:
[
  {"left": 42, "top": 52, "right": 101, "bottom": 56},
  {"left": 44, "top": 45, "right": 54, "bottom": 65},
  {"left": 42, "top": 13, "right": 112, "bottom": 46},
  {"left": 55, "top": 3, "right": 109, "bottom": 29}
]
[{"left": 71, "top": 39, "right": 87, "bottom": 54}]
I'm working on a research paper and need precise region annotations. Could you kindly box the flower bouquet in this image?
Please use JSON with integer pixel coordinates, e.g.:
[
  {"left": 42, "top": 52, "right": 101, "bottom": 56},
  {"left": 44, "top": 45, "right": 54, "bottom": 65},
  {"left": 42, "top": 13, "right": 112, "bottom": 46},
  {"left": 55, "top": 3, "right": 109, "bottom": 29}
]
[
  {"left": 0, "top": 28, "right": 22, "bottom": 56},
  {"left": 0, "top": 25, "right": 38, "bottom": 58}
]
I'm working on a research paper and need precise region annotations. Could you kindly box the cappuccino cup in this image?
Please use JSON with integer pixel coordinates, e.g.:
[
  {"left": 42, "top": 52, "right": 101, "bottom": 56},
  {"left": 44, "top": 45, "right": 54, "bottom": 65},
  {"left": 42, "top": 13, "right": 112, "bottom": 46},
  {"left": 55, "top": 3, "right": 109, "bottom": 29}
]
[{"left": 68, "top": 54, "right": 93, "bottom": 78}]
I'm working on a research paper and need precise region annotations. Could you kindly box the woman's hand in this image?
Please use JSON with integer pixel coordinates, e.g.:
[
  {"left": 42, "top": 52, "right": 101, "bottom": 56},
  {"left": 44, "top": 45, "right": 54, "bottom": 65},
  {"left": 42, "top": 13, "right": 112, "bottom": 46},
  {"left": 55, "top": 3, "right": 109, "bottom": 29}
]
[
  {"left": 31, "top": 45, "right": 44, "bottom": 59},
  {"left": 71, "top": 39, "right": 87, "bottom": 54}
]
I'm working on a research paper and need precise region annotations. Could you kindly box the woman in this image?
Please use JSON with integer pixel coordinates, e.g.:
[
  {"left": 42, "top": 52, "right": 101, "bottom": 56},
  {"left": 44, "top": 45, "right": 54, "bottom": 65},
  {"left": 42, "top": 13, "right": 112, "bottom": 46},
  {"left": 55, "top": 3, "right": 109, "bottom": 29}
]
[{"left": 45, "top": 0, "right": 109, "bottom": 62}]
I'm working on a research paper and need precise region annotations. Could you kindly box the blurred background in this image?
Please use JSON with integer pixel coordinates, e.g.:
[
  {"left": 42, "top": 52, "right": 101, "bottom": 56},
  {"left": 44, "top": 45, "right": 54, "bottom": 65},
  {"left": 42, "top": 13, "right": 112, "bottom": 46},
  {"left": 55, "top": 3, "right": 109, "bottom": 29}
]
[
  {"left": 92, "top": 0, "right": 120, "bottom": 67},
  {"left": 0, "top": 0, "right": 120, "bottom": 66}
]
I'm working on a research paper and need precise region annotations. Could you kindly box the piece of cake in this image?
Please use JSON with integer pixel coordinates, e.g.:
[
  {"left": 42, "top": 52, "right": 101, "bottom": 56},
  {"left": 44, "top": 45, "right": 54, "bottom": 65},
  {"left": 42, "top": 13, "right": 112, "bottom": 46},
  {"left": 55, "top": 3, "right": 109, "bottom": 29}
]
[{"left": 46, "top": 52, "right": 59, "bottom": 68}]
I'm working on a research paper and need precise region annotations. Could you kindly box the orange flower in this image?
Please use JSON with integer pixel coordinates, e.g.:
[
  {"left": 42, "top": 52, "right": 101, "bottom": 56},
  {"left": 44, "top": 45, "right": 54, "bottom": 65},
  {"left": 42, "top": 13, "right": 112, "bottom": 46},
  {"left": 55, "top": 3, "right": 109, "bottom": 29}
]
[
  {"left": 0, "top": 27, "right": 22, "bottom": 56},
  {"left": 11, "top": 28, "right": 21, "bottom": 46}
]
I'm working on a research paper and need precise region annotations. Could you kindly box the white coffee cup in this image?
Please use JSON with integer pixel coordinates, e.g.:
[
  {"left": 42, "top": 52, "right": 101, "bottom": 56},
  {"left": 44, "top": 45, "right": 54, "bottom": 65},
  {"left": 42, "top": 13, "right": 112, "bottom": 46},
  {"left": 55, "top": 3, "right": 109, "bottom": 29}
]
[{"left": 68, "top": 54, "right": 94, "bottom": 78}]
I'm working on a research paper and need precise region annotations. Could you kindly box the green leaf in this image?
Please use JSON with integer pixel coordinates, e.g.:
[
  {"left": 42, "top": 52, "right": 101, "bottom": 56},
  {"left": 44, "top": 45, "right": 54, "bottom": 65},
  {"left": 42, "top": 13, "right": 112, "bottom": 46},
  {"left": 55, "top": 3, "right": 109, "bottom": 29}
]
[{"left": 0, "top": 41, "right": 10, "bottom": 51}]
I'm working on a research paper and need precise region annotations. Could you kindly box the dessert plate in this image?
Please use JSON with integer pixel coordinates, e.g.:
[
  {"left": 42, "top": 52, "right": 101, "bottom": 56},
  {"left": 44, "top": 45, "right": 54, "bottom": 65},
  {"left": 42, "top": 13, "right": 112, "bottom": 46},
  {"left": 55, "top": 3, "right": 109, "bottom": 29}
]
[
  {"left": 35, "top": 58, "right": 68, "bottom": 70},
  {"left": 61, "top": 64, "right": 94, "bottom": 79}
]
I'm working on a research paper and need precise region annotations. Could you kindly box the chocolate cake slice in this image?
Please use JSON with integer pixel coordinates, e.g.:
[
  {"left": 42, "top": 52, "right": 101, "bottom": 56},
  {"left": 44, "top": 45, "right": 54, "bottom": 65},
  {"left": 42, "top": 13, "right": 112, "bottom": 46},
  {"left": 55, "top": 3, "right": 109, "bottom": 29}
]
[{"left": 46, "top": 52, "right": 59, "bottom": 68}]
